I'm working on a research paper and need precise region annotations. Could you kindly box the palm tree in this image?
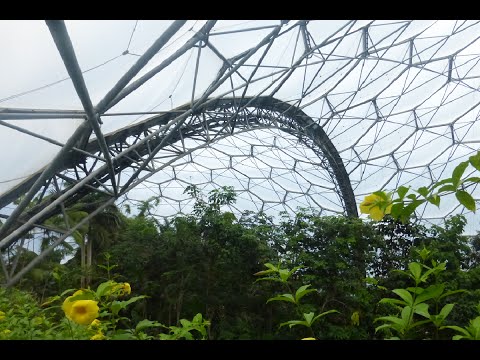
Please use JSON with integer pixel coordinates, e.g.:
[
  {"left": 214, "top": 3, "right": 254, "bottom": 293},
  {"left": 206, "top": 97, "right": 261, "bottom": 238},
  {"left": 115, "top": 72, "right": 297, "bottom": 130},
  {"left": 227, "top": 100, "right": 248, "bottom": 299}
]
[{"left": 44, "top": 192, "right": 123, "bottom": 287}]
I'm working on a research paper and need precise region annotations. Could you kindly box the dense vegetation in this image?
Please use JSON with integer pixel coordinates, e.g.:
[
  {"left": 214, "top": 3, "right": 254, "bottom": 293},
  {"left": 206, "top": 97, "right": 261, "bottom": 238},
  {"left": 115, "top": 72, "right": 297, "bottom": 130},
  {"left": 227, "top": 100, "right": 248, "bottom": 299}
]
[{"left": 2, "top": 182, "right": 480, "bottom": 340}]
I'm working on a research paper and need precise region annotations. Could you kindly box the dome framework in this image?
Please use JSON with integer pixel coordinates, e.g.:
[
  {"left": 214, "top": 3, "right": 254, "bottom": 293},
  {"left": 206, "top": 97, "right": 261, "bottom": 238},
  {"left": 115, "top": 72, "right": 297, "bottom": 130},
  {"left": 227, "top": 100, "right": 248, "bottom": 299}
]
[{"left": 1, "top": 20, "right": 480, "bottom": 286}]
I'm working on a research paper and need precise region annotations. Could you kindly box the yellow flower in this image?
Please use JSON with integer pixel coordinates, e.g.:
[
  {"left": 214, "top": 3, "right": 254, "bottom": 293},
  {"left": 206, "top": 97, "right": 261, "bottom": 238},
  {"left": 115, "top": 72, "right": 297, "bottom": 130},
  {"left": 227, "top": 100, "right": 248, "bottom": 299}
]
[
  {"left": 301, "top": 337, "right": 316, "bottom": 340},
  {"left": 90, "top": 332, "right": 106, "bottom": 340},
  {"left": 62, "top": 296, "right": 75, "bottom": 320},
  {"left": 351, "top": 311, "right": 360, "bottom": 326},
  {"left": 89, "top": 319, "right": 101, "bottom": 330},
  {"left": 66, "top": 300, "right": 99, "bottom": 325},
  {"left": 122, "top": 283, "right": 131, "bottom": 295},
  {"left": 359, "top": 193, "right": 392, "bottom": 221},
  {"left": 0, "top": 311, "right": 5, "bottom": 321}
]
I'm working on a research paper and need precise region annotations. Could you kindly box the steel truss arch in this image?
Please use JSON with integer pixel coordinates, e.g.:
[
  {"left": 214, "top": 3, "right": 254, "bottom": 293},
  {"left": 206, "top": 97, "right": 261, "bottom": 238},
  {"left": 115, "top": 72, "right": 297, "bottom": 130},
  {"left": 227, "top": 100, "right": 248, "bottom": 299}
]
[{"left": 0, "top": 96, "right": 355, "bottom": 286}]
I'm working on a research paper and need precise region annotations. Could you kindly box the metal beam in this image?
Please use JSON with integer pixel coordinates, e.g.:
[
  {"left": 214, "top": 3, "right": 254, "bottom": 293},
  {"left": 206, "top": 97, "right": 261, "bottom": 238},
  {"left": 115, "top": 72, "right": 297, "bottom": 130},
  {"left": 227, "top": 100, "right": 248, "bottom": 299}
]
[
  {"left": 4, "top": 197, "right": 116, "bottom": 288},
  {"left": 95, "top": 20, "right": 187, "bottom": 114},
  {"left": 119, "top": 22, "right": 286, "bottom": 193},
  {"left": 0, "top": 120, "right": 91, "bottom": 238},
  {"left": 103, "top": 20, "right": 217, "bottom": 113},
  {"left": 46, "top": 20, "right": 118, "bottom": 196}
]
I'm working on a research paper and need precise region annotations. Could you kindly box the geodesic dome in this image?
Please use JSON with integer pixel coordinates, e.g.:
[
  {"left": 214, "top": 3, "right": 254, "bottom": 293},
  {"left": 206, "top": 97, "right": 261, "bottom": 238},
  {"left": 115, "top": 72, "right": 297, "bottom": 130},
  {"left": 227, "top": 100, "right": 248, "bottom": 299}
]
[{"left": 1, "top": 20, "right": 480, "bottom": 286}]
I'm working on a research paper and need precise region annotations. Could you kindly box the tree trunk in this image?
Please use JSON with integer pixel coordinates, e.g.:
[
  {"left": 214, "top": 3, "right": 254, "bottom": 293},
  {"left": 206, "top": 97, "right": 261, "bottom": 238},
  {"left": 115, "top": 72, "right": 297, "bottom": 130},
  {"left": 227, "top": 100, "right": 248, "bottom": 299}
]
[
  {"left": 80, "top": 236, "right": 86, "bottom": 288},
  {"left": 86, "top": 234, "right": 92, "bottom": 287}
]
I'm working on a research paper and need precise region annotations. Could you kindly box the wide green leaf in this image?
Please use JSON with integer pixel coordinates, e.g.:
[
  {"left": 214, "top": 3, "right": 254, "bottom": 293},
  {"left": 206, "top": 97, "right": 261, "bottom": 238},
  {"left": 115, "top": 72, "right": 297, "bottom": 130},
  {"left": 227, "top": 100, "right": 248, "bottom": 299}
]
[
  {"left": 427, "top": 194, "right": 440, "bottom": 207},
  {"left": 397, "top": 186, "right": 410, "bottom": 200},
  {"left": 452, "top": 161, "right": 469, "bottom": 188},
  {"left": 408, "top": 262, "right": 422, "bottom": 283},
  {"left": 465, "top": 176, "right": 480, "bottom": 184},
  {"left": 415, "top": 284, "right": 444, "bottom": 304},
  {"left": 303, "top": 312, "right": 315, "bottom": 326},
  {"left": 401, "top": 306, "right": 412, "bottom": 324},
  {"left": 437, "top": 184, "right": 457, "bottom": 194},
  {"left": 438, "top": 303, "right": 455, "bottom": 320},
  {"left": 96, "top": 280, "right": 117, "bottom": 298},
  {"left": 136, "top": 319, "right": 163, "bottom": 333},
  {"left": 416, "top": 186, "right": 429, "bottom": 198},
  {"left": 295, "top": 284, "right": 317, "bottom": 303},
  {"left": 469, "top": 152, "right": 480, "bottom": 171},
  {"left": 413, "top": 303, "right": 430, "bottom": 319},
  {"left": 455, "top": 190, "right": 476, "bottom": 212},
  {"left": 392, "top": 289, "right": 414, "bottom": 306},
  {"left": 431, "top": 178, "right": 453, "bottom": 190}
]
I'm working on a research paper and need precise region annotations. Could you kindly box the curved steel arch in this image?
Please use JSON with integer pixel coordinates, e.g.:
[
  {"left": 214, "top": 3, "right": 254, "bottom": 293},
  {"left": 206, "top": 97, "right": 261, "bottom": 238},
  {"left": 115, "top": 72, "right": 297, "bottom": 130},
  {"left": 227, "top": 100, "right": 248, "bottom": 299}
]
[{"left": 0, "top": 96, "right": 356, "bottom": 286}]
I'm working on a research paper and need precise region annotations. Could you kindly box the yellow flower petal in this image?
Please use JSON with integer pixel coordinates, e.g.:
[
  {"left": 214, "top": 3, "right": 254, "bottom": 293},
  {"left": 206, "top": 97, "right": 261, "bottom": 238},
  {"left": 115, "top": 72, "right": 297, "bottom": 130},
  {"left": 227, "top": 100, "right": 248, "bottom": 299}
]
[
  {"left": 123, "top": 283, "right": 131, "bottom": 295},
  {"left": 62, "top": 296, "right": 75, "bottom": 320},
  {"left": 88, "top": 319, "right": 101, "bottom": 330},
  {"left": 359, "top": 194, "right": 381, "bottom": 214},
  {"left": 369, "top": 206, "right": 384, "bottom": 221},
  {"left": 69, "top": 300, "right": 99, "bottom": 325},
  {"left": 90, "top": 332, "right": 106, "bottom": 340}
]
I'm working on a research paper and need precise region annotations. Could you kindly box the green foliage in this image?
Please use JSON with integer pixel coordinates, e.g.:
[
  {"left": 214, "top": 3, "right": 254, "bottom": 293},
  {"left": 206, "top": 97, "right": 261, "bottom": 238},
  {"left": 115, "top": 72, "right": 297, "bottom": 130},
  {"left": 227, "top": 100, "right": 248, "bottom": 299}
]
[
  {"left": 255, "top": 262, "right": 338, "bottom": 339},
  {"left": 374, "top": 248, "right": 466, "bottom": 340}
]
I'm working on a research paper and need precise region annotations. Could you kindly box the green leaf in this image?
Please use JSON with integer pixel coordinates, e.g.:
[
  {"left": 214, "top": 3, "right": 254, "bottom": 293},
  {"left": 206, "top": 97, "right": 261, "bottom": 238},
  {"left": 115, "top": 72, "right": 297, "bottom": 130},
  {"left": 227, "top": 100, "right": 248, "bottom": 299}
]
[
  {"left": 311, "top": 310, "right": 339, "bottom": 325},
  {"left": 375, "top": 316, "right": 405, "bottom": 327},
  {"left": 279, "top": 320, "right": 308, "bottom": 329},
  {"left": 469, "top": 152, "right": 480, "bottom": 171},
  {"left": 96, "top": 280, "right": 117, "bottom": 298},
  {"left": 452, "top": 161, "right": 469, "bottom": 188},
  {"left": 192, "top": 313, "right": 203, "bottom": 324},
  {"left": 392, "top": 289, "right": 414, "bottom": 306},
  {"left": 375, "top": 324, "right": 394, "bottom": 333},
  {"left": 439, "top": 289, "right": 467, "bottom": 300},
  {"left": 408, "top": 262, "right": 422, "bottom": 283},
  {"left": 437, "top": 184, "right": 456, "bottom": 194},
  {"left": 397, "top": 186, "right": 410, "bottom": 200},
  {"left": 416, "top": 186, "right": 429, "bottom": 198},
  {"left": 266, "top": 293, "right": 296, "bottom": 305},
  {"left": 465, "top": 176, "right": 480, "bottom": 184},
  {"left": 441, "top": 325, "right": 472, "bottom": 338},
  {"left": 179, "top": 319, "right": 191, "bottom": 328},
  {"left": 427, "top": 194, "right": 441, "bottom": 207},
  {"left": 401, "top": 306, "right": 412, "bottom": 324},
  {"left": 390, "top": 203, "right": 404, "bottom": 220},
  {"left": 278, "top": 269, "right": 291, "bottom": 282},
  {"left": 254, "top": 277, "right": 286, "bottom": 285},
  {"left": 415, "top": 284, "right": 445, "bottom": 304},
  {"left": 303, "top": 312, "right": 315, "bottom": 326},
  {"left": 431, "top": 178, "right": 453, "bottom": 190},
  {"left": 410, "top": 319, "right": 432, "bottom": 329},
  {"left": 379, "top": 298, "right": 408, "bottom": 306},
  {"left": 373, "top": 191, "right": 388, "bottom": 200},
  {"left": 253, "top": 269, "right": 276, "bottom": 276},
  {"left": 414, "top": 303, "right": 430, "bottom": 319},
  {"left": 438, "top": 303, "right": 455, "bottom": 320},
  {"left": 456, "top": 190, "right": 476, "bottom": 212},
  {"left": 136, "top": 319, "right": 163, "bottom": 333},
  {"left": 110, "top": 331, "right": 136, "bottom": 340},
  {"left": 110, "top": 296, "right": 146, "bottom": 315},
  {"left": 295, "top": 284, "right": 317, "bottom": 304}
]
